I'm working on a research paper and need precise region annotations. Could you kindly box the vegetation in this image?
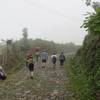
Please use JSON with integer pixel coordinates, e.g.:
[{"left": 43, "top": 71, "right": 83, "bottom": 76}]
[
  {"left": 65, "top": 8, "right": 100, "bottom": 100},
  {"left": 81, "top": 8, "right": 100, "bottom": 35}
]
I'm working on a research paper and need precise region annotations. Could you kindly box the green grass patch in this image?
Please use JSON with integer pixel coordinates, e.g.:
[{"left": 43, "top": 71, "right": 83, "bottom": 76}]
[{"left": 64, "top": 57, "right": 97, "bottom": 100}]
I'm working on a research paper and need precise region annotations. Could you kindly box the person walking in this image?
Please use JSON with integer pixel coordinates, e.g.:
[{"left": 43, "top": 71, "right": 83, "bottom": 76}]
[
  {"left": 51, "top": 52, "right": 57, "bottom": 69},
  {"left": 59, "top": 52, "right": 65, "bottom": 66},
  {"left": 35, "top": 51, "right": 40, "bottom": 62},
  {"left": 40, "top": 50, "right": 48, "bottom": 68},
  {"left": 27, "top": 56, "right": 34, "bottom": 79}
]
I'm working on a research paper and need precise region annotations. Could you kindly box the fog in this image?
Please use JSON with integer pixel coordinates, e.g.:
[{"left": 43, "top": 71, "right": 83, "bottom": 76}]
[{"left": 0, "top": 0, "right": 93, "bottom": 44}]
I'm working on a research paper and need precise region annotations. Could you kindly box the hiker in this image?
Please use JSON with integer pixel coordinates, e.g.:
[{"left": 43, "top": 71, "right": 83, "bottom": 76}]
[
  {"left": 40, "top": 50, "right": 48, "bottom": 68},
  {"left": 27, "top": 56, "right": 34, "bottom": 79},
  {"left": 25, "top": 53, "right": 32, "bottom": 67},
  {"left": 35, "top": 52, "right": 40, "bottom": 62},
  {"left": 0, "top": 66, "right": 6, "bottom": 80},
  {"left": 51, "top": 52, "right": 57, "bottom": 69},
  {"left": 59, "top": 52, "right": 65, "bottom": 66}
]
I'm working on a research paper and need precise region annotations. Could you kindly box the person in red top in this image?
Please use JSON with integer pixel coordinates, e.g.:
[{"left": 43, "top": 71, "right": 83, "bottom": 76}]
[
  {"left": 25, "top": 53, "right": 34, "bottom": 79},
  {"left": 27, "top": 56, "right": 34, "bottom": 79}
]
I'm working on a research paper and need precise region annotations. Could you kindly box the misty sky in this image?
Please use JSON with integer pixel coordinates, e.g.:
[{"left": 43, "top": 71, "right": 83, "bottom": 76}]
[{"left": 0, "top": 0, "right": 94, "bottom": 45}]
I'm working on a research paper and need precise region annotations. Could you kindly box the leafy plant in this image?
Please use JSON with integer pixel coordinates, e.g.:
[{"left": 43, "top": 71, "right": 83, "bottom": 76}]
[
  {"left": 65, "top": 7, "right": 100, "bottom": 100},
  {"left": 81, "top": 8, "right": 100, "bottom": 35}
]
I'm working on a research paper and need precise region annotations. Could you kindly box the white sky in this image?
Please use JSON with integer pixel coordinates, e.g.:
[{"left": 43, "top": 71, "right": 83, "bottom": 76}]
[{"left": 0, "top": 0, "right": 94, "bottom": 45}]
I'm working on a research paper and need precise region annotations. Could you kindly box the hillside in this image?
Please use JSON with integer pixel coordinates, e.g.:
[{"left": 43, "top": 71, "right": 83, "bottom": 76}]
[{"left": 65, "top": 7, "right": 100, "bottom": 100}]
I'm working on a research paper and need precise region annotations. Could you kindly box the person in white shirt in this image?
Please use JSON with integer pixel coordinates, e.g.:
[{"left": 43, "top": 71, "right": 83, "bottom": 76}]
[{"left": 51, "top": 52, "right": 57, "bottom": 69}]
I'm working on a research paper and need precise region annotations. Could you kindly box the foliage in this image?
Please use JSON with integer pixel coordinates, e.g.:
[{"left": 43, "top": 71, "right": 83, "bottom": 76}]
[
  {"left": 81, "top": 8, "right": 100, "bottom": 35},
  {"left": 65, "top": 35, "right": 100, "bottom": 100},
  {"left": 65, "top": 7, "right": 100, "bottom": 100}
]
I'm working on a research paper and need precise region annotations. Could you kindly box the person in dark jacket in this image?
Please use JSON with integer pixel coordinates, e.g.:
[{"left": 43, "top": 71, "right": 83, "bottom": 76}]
[{"left": 59, "top": 52, "right": 65, "bottom": 66}]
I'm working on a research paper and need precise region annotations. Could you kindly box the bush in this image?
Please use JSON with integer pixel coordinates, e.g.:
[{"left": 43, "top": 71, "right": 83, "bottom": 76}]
[{"left": 65, "top": 34, "right": 100, "bottom": 100}]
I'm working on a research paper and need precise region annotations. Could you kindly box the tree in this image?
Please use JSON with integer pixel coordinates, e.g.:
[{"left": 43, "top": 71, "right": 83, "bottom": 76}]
[
  {"left": 81, "top": 7, "right": 100, "bottom": 35},
  {"left": 20, "top": 28, "right": 30, "bottom": 52},
  {"left": 85, "top": 0, "right": 100, "bottom": 11},
  {"left": 22, "top": 28, "right": 28, "bottom": 39}
]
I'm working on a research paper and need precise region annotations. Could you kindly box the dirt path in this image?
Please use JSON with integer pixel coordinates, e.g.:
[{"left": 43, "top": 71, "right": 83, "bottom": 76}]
[{"left": 0, "top": 60, "right": 74, "bottom": 100}]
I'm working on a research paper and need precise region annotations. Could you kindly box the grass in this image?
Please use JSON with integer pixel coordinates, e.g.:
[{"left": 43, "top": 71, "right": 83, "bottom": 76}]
[{"left": 64, "top": 56, "right": 96, "bottom": 100}]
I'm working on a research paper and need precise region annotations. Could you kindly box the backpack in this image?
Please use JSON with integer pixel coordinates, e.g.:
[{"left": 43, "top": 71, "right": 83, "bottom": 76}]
[
  {"left": 52, "top": 56, "right": 57, "bottom": 62},
  {"left": 0, "top": 71, "right": 6, "bottom": 80},
  {"left": 59, "top": 54, "right": 65, "bottom": 60}
]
